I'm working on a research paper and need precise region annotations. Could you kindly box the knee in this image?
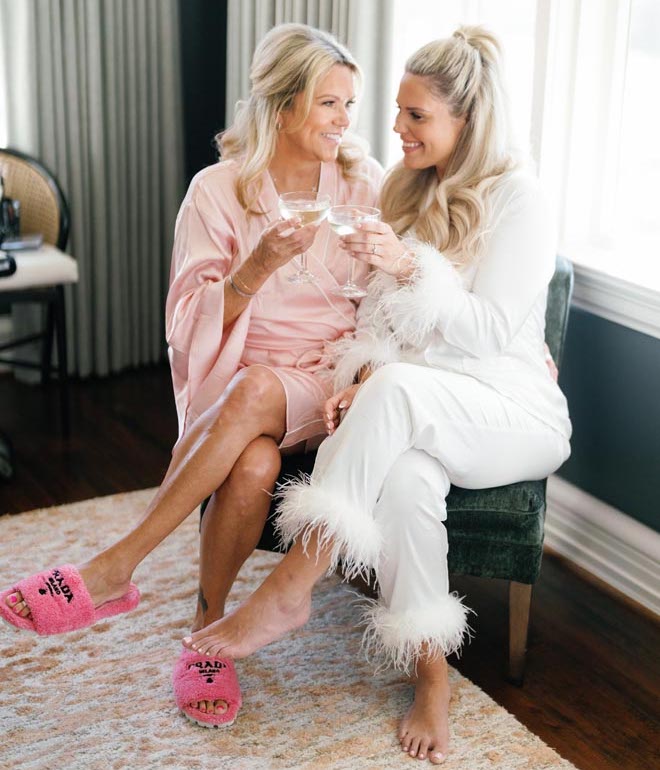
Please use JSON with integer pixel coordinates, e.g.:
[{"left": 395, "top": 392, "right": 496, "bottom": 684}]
[
  {"left": 230, "top": 366, "right": 283, "bottom": 411},
  {"left": 379, "top": 450, "right": 450, "bottom": 520},
  {"left": 230, "top": 437, "right": 282, "bottom": 491},
  {"left": 206, "top": 366, "right": 283, "bottom": 432}
]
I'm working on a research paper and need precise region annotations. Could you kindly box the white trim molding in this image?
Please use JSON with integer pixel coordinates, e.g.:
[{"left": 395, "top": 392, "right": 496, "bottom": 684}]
[
  {"left": 571, "top": 261, "right": 660, "bottom": 341},
  {"left": 546, "top": 475, "right": 660, "bottom": 617}
]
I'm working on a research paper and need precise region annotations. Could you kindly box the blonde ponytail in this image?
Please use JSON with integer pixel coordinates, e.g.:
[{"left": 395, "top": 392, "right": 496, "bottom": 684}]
[{"left": 380, "top": 26, "right": 519, "bottom": 264}]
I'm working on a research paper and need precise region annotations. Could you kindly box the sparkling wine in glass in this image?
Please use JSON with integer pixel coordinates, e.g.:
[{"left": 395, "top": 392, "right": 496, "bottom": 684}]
[
  {"left": 328, "top": 205, "right": 381, "bottom": 298},
  {"left": 278, "top": 191, "right": 331, "bottom": 284}
]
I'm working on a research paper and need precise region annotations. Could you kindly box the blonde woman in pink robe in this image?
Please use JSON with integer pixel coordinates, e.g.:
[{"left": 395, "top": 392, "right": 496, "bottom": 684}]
[{"left": 1, "top": 24, "right": 381, "bottom": 727}]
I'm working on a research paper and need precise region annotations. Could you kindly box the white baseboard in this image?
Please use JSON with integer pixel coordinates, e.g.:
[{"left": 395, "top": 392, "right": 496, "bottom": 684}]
[{"left": 545, "top": 475, "right": 660, "bottom": 617}]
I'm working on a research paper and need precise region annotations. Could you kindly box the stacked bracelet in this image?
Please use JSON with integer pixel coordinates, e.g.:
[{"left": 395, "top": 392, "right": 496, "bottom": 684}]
[{"left": 228, "top": 272, "right": 257, "bottom": 298}]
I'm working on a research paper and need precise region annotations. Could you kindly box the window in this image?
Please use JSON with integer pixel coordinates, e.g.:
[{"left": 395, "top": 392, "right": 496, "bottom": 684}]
[
  {"left": 0, "top": 35, "right": 8, "bottom": 147},
  {"left": 0, "top": 4, "right": 35, "bottom": 153},
  {"left": 534, "top": 0, "right": 660, "bottom": 294},
  {"left": 615, "top": 0, "right": 660, "bottom": 284}
]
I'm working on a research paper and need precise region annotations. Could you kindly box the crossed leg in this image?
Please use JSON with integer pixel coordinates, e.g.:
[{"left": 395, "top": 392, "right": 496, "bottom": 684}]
[{"left": 4, "top": 366, "right": 287, "bottom": 622}]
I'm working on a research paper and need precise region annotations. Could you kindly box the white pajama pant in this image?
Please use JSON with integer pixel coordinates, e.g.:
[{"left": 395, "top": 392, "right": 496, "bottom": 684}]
[{"left": 276, "top": 362, "right": 570, "bottom": 671}]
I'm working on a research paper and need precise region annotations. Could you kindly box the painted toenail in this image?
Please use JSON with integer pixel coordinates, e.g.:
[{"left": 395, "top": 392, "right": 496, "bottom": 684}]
[
  {"left": 183, "top": 636, "right": 191, "bottom": 644},
  {"left": 9, "top": 595, "right": 17, "bottom": 604}
]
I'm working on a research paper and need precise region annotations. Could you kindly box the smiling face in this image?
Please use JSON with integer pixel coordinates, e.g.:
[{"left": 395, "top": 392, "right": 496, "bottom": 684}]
[
  {"left": 394, "top": 72, "right": 466, "bottom": 177},
  {"left": 278, "top": 64, "right": 356, "bottom": 163}
]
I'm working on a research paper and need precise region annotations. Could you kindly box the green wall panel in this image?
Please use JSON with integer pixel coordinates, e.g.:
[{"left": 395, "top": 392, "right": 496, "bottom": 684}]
[{"left": 558, "top": 307, "right": 660, "bottom": 532}]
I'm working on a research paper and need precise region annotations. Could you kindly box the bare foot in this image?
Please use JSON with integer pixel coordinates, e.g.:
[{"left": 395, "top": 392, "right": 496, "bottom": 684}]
[
  {"left": 183, "top": 580, "right": 311, "bottom": 658},
  {"left": 399, "top": 656, "right": 450, "bottom": 764},
  {"left": 196, "top": 698, "right": 228, "bottom": 716},
  {"left": 3, "top": 556, "right": 133, "bottom": 621},
  {"left": 188, "top": 608, "right": 229, "bottom": 715}
]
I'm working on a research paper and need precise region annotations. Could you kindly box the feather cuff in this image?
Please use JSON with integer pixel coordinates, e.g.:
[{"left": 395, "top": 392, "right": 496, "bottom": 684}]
[
  {"left": 330, "top": 331, "right": 401, "bottom": 391},
  {"left": 361, "top": 593, "right": 473, "bottom": 673},
  {"left": 378, "top": 241, "right": 463, "bottom": 347},
  {"left": 275, "top": 475, "right": 383, "bottom": 581}
]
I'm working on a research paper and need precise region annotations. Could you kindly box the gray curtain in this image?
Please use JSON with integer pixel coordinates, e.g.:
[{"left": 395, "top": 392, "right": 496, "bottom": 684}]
[
  {"left": 226, "top": 0, "right": 395, "bottom": 164},
  {"left": 0, "top": 0, "right": 185, "bottom": 377}
]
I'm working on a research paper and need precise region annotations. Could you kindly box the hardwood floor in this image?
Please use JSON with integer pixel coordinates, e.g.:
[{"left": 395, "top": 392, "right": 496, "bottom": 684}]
[
  {"left": 0, "top": 365, "right": 178, "bottom": 513},
  {"left": 1, "top": 365, "right": 658, "bottom": 770}
]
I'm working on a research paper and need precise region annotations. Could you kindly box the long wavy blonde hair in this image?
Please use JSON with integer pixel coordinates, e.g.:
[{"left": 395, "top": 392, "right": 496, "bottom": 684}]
[
  {"left": 219, "top": 23, "right": 367, "bottom": 212},
  {"left": 380, "top": 26, "right": 520, "bottom": 264}
]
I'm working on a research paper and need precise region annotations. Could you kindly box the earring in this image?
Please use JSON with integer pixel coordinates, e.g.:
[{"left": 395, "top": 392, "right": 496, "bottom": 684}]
[{"left": 276, "top": 121, "right": 282, "bottom": 131}]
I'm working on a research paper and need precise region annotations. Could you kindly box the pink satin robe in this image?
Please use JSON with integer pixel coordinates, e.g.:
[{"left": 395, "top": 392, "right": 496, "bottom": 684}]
[{"left": 166, "top": 157, "right": 383, "bottom": 448}]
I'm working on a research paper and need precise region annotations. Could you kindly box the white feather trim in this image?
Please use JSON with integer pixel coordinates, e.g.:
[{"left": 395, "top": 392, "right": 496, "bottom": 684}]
[
  {"left": 275, "top": 474, "right": 383, "bottom": 582},
  {"left": 360, "top": 593, "right": 473, "bottom": 673},
  {"left": 378, "top": 241, "right": 463, "bottom": 348},
  {"left": 330, "top": 331, "right": 401, "bottom": 391},
  {"left": 328, "top": 270, "right": 402, "bottom": 390}
]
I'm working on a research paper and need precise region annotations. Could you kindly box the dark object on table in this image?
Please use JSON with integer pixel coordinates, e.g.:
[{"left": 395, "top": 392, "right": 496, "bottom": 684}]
[
  {"left": 0, "top": 197, "right": 21, "bottom": 240},
  {"left": 0, "top": 173, "right": 21, "bottom": 240},
  {"left": 0, "top": 252, "right": 17, "bottom": 278}
]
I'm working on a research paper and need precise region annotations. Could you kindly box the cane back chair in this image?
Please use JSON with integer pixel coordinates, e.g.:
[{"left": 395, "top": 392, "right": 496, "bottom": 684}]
[{"left": 0, "top": 148, "right": 78, "bottom": 435}]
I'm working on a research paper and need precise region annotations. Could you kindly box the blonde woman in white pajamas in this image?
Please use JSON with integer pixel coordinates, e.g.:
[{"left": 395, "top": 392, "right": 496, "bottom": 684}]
[{"left": 184, "top": 26, "right": 571, "bottom": 764}]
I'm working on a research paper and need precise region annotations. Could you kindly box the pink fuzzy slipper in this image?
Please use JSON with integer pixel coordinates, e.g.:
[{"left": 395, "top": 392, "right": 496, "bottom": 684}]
[
  {"left": 173, "top": 648, "right": 242, "bottom": 728},
  {"left": 0, "top": 564, "right": 140, "bottom": 635}
]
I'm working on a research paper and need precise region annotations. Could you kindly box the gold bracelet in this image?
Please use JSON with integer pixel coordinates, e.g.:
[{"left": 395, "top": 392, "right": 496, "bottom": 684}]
[
  {"left": 234, "top": 270, "right": 257, "bottom": 295},
  {"left": 229, "top": 274, "right": 255, "bottom": 298},
  {"left": 228, "top": 273, "right": 256, "bottom": 298}
]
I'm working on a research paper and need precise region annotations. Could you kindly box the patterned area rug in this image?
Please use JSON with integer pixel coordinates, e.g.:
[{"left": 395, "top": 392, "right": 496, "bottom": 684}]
[{"left": 0, "top": 490, "right": 576, "bottom": 770}]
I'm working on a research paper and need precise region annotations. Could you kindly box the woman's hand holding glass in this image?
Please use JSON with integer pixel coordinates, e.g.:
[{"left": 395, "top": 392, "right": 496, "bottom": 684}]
[
  {"left": 252, "top": 216, "right": 321, "bottom": 277},
  {"left": 324, "top": 383, "right": 361, "bottom": 435},
  {"left": 339, "top": 220, "right": 416, "bottom": 278},
  {"left": 277, "top": 192, "right": 331, "bottom": 283},
  {"left": 328, "top": 205, "right": 381, "bottom": 297}
]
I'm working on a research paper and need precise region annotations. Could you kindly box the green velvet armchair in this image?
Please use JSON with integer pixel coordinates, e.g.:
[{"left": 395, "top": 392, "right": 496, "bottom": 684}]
[{"left": 256, "top": 254, "right": 574, "bottom": 683}]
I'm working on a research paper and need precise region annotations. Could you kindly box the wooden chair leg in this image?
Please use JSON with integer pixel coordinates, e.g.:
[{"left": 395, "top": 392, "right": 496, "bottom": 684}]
[{"left": 508, "top": 581, "right": 532, "bottom": 685}]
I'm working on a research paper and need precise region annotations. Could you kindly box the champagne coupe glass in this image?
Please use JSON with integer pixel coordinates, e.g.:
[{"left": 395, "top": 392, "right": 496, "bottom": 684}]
[
  {"left": 278, "top": 191, "right": 331, "bottom": 284},
  {"left": 328, "top": 205, "right": 381, "bottom": 298}
]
